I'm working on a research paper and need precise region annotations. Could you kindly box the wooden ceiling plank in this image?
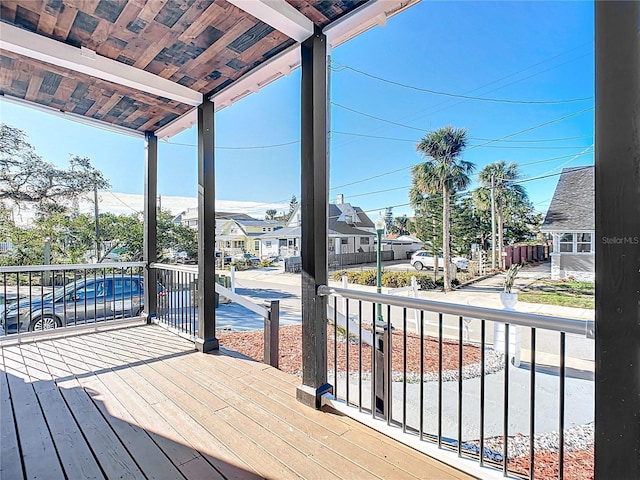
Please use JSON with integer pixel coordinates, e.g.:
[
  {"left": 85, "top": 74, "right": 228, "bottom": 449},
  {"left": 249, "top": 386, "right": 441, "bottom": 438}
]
[
  {"left": 90, "top": 18, "right": 113, "bottom": 45},
  {"left": 24, "top": 75, "right": 44, "bottom": 103},
  {"left": 0, "top": 2, "right": 18, "bottom": 23},
  {"left": 236, "top": 31, "right": 287, "bottom": 65},
  {"left": 158, "top": 65, "right": 181, "bottom": 79},
  {"left": 115, "top": 1, "right": 144, "bottom": 29},
  {"left": 122, "top": 108, "right": 147, "bottom": 125},
  {"left": 37, "top": 11, "right": 57, "bottom": 36},
  {"left": 54, "top": 76, "right": 77, "bottom": 105},
  {"left": 181, "top": 17, "right": 255, "bottom": 76},
  {"left": 52, "top": 3, "right": 79, "bottom": 41},
  {"left": 136, "top": 0, "right": 168, "bottom": 23},
  {"left": 178, "top": 2, "right": 225, "bottom": 42},
  {"left": 133, "top": 0, "right": 220, "bottom": 71},
  {"left": 93, "top": 92, "right": 124, "bottom": 118},
  {"left": 139, "top": 116, "right": 163, "bottom": 132}
]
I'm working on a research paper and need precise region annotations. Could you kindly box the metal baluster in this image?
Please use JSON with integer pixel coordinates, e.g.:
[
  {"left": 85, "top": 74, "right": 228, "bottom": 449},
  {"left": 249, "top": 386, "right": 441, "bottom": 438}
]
[
  {"left": 458, "top": 315, "right": 463, "bottom": 457},
  {"left": 529, "top": 328, "right": 537, "bottom": 480},
  {"left": 403, "top": 307, "right": 407, "bottom": 433},
  {"left": 333, "top": 296, "right": 338, "bottom": 400},
  {"left": 480, "top": 319, "right": 486, "bottom": 467},
  {"left": 371, "top": 301, "right": 376, "bottom": 419},
  {"left": 420, "top": 310, "right": 425, "bottom": 441},
  {"left": 386, "top": 304, "right": 392, "bottom": 426},
  {"left": 346, "top": 298, "right": 350, "bottom": 406},
  {"left": 438, "top": 312, "right": 443, "bottom": 448},
  {"left": 358, "top": 301, "right": 363, "bottom": 413},
  {"left": 558, "top": 332, "right": 566, "bottom": 480},
  {"left": 503, "top": 323, "right": 510, "bottom": 477}
]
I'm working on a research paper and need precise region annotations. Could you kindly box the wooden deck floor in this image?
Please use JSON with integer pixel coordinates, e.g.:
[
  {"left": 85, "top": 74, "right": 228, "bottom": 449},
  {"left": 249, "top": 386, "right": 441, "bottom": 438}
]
[{"left": 0, "top": 324, "right": 474, "bottom": 480}]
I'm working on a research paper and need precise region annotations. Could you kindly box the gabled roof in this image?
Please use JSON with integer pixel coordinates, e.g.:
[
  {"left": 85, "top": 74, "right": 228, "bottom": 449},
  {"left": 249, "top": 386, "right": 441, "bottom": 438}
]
[
  {"left": 0, "top": 0, "right": 418, "bottom": 138},
  {"left": 541, "top": 166, "right": 594, "bottom": 232},
  {"left": 328, "top": 203, "right": 374, "bottom": 231},
  {"left": 233, "top": 218, "right": 284, "bottom": 228}
]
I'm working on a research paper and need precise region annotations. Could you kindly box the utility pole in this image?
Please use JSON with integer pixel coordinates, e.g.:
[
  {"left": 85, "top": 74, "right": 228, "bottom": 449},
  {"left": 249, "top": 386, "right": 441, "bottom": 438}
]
[
  {"left": 490, "top": 173, "right": 496, "bottom": 269},
  {"left": 94, "top": 182, "right": 100, "bottom": 262}
]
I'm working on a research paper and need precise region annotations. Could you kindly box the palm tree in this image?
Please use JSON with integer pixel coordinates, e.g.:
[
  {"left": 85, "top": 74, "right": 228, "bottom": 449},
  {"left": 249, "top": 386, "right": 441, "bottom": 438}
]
[
  {"left": 412, "top": 126, "right": 474, "bottom": 291},
  {"left": 476, "top": 161, "right": 527, "bottom": 268}
]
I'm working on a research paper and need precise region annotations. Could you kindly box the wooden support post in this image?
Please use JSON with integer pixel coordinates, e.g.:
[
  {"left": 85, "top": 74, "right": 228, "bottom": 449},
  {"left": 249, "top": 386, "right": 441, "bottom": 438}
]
[
  {"left": 296, "top": 27, "right": 333, "bottom": 409},
  {"left": 264, "top": 300, "right": 279, "bottom": 368},
  {"left": 143, "top": 131, "right": 157, "bottom": 322},
  {"left": 594, "top": 2, "right": 640, "bottom": 477},
  {"left": 196, "top": 100, "right": 218, "bottom": 353}
]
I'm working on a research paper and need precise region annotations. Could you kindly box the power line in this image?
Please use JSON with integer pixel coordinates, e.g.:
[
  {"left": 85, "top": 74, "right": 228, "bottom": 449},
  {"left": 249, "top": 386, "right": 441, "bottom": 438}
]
[
  {"left": 162, "top": 140, "right": 299, "bottom": 150},
  {"left": 105, "top": 191, "right": 142, "bottom": 214},
  {"left": 465, "top": 107, "right": 594, "bottom": 151},
  {"left": 333, "top": 102, "right": 426, "bottom": 132},
  {"left": 333, "top": 130, "right": 593, "bottom": 145},
  {"left": 332, "top": 64, "right": 593, "bottom": 105},
  {"left": 329, "top": 108, "right": 593, "bottom": 191}
]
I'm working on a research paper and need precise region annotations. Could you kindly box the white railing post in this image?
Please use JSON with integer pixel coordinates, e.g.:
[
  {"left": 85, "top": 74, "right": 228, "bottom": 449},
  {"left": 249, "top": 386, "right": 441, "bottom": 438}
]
[{"left": 341, "top": 275, "right": 348, "bottom": 314}]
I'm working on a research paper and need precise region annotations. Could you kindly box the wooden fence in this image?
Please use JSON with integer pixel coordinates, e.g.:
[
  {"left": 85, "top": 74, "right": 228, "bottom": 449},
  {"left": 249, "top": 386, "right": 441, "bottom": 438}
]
[{"left": 503, "top": 244, "right": 551, "bottom": 268}]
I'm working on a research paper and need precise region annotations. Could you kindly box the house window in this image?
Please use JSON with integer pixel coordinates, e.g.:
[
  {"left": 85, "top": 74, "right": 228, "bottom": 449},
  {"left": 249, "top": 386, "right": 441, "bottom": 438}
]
[
  {"left": 341, "top": 238, "right": 348, "bottom": 245},
  {"left": 576, "top": 233, "right": 592, "bottom": 253},
  {"left": 360, "top": 237, "right": 370, "bottom": 245},
  {"left": 254, "top": 240, "right": 260, "bottom": 251},
  {"left": 266, "top": 241, "right": 272, "bottom": 247},
  {"left": 559, "top": 233, "right": 573, "bottom": 252}
]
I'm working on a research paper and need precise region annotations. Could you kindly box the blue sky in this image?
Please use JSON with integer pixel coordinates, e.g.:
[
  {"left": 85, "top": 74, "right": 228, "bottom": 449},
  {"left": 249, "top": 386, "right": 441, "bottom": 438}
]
[{"left": 0, "top": 1, "right": 594, "bottom": 220}]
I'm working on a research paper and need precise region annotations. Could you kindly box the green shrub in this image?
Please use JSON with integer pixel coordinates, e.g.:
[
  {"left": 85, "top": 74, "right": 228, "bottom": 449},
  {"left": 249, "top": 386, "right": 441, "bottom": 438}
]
[
  {"left": 414, "top": 275, "right": 436, "bottom": 290},
  {"left": 332, "top": 270, "right": 348, "bottom": 281},
  {"left": 356, "top": 270, "right": 378, "bottom": 286},
  {"left": 332, "top": 269, "right": 450, "bottom": 291},
  {"left": 381, "top": 271, "right": 409, "bottom": 288}
]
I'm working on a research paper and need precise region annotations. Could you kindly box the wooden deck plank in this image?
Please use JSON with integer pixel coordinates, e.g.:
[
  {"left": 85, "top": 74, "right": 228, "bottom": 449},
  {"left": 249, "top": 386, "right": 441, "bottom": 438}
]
[
  {"left": 197, "top": 352, "right": 467, "bottom": 480},
  {"left": 81, "top": 372, "right": 223, "bottom": 480},
  {"left": 0, "top": 324, "right": 475, "bottom": 480},
  {"left": 150, "top": 396, "right": 262, "bottom": 480},
  {"left": 57, "top": 379, "right": 146, "bottom": 479},
  {"left": 73, "top": 333, "right": 221, "bottom": 477},
  {"left": 77, "top": 377, "right": 185, "bottom": 480},
  {"left": 85, "top": 336, "right": 259, "bottom": 480},
  {"left": 107, "top": 341, "right": 300, "bottom": 480},
  {"left": 6, "top": 372, "right": 65, "bottom": 480},
  {"left": 0, "top": 371, "right": 24, "bottom": 480},
  {"left": 32, "top": 383, "right": 105, "bottom": 480},
  {"left": 134, "top": 360, "right": 303, "bottom": 480},
  {"left": 194, "top": 353, "right": 353, "bottom": 435},
  {"left": 182, "top": 354, "right": 429, "bottom": 480},
  {"left": 56, "top": 329, "right": 209, "bottom": 480}
]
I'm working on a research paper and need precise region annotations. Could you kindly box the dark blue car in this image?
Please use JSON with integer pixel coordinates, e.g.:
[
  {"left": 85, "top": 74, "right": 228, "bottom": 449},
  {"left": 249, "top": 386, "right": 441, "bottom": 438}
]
[{"left": 1, "top": 275, "right": 146, "bottom": 334}]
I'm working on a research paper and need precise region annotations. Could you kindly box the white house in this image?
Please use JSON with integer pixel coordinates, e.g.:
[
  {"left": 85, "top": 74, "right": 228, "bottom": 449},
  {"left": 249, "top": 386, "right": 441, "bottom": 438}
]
[
  {"left": 541, "top": 166, "right": 594, "bottom": 281},
  {"left": 257, "top": 197, "right": 378, "bottom": 259}
]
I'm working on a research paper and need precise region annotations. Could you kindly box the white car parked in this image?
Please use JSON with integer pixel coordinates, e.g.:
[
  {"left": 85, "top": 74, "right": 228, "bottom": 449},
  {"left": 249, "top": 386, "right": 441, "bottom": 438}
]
[{"left": 410, "top": 250, "right": 468, "bottom": 271}]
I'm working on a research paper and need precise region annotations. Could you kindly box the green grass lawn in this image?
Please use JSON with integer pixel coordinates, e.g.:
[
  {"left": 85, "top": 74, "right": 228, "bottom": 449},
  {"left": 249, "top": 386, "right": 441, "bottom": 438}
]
[{"left": 519, "top": 279, "right": 594, "bottom": 309}]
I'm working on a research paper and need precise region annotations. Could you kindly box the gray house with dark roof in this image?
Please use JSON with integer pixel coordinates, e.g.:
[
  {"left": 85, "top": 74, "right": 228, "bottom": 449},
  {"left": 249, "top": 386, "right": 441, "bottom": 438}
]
[
  {"left": 541, "top": 166, "right": 594, "bottom": 280},
  {"left": 257, "top": 200, "right": 378, "bottom": 259}
]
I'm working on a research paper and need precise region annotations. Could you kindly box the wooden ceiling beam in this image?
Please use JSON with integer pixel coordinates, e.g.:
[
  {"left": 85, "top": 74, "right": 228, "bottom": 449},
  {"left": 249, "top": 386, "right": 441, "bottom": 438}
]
[
  {"left": 0, "top": 23, "right": 202, "bottom": 107},
  {"left": 226, "top": 0, "right": 314, "bottom": 42},
  {"left": 324, "top": 0, "right": 421, "bottom": 49}
]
